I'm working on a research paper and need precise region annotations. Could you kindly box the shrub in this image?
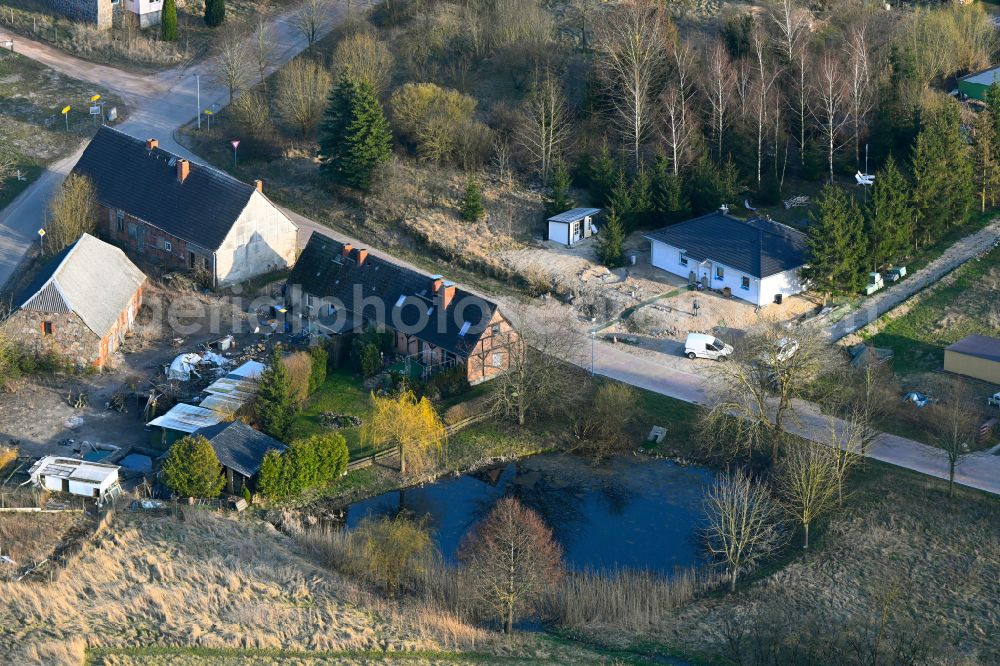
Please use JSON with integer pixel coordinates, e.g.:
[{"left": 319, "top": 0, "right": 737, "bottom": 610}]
[
  {"left": 332, "top": 32, "right": 394, "bottom": 93},
  {"left": 460, "top": 175, "right": 486, "bottom": 222},
  {"left": 308, "top": 345, "right": 329, "bottom": 393},
  {"left": 258, "top": 432, "right": 349, "bottom": 499},
  {"left": 428, "top": 366, "right": 470, "bottom": 400},
  {"left": 162, "top": 435, "right": 225, "bottom": 499},
  {"left": 283, "top": 351, "right": 314, "bottom": 405},
  {"left": 389, "top": 82, "right": 478, "bottom": 162},
  {"left": 353, "top": 515, "right": 434, "bottom": 596}
]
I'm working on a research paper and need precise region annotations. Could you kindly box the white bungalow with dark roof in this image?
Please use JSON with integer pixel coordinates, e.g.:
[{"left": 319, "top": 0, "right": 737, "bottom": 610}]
[
  {"left": 72, "top": 127, "right": 297, "bottom": 287},
  {"left": 645, "top": 212, "right": 808, "bottom": 307}
]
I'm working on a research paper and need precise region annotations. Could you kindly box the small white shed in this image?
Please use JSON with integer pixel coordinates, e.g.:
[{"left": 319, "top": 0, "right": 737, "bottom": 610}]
[
  {"left": 28, "top": 456, "right": 121, "bottom": 501},
  {"left": 547, "top": 208, "right": 601, "bottom": 246}
]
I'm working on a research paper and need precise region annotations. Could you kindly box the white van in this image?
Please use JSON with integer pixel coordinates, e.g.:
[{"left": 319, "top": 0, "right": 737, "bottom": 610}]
[{"left": 684, "top": 333, "right": 733, "bottom": 361}]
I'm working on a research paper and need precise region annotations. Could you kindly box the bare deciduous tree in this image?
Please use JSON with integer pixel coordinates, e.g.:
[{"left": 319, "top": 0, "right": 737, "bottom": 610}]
[
  {"left": 701, "top": 41, "right": 735, "bottom": 161},
  {"left": 332, "top": 32, "right": 395, "bottom": 93},
  {"left": 460, "top": 496, "right": 564, "bottom": 633},
  {"left": 491, "top": 135, "right": 514, "bottom": 188},
  {"left": 844, "top": 22, "right": 875, "bottom": 170},
  {"left": 231, "top": 90, "right": 271, "bottom": 138},
  {"left": 0, "top": 152, "right": 16, "bottom": 189},
  {"left": 213, "top": 28, "right": 251, "bottom": 104},
  {"left": 488, "top": 310, "right": 587, "bottom": 427},
  {"left": 749, "top": 26, "right": 781, "bottom": 186},
  {"left": 275, "top": 57, "right": 332, "bottom": 137},
  {"left": 810, "top": 52, "right": 850, "bottom": 183},
  {"left": 251, "top": 11, "right": 275, "bottom": 93},
  {"left": 517, "top": 72, "right": 573, "bottom": 183},
  {"left": 291, "top": 0, "right": 327, "bottom": 47},
  {"left": 46, "top": 173, "right": 96, "bottom": 254},
  {"left": 702, "top": 324, "right": 839, "bottom": 461},
  {"left": 595, "top": 0, "right": 669, "bottom": 169},
  {"left": 703, "top": 468, "right": 784, "bottom": 592},
  {"left": 776, "top": 440, "right": 839, "bottom": 549},
  {"left": 659, "top": 88, "right": 697, "bottom": 175},
  {"left": 929, "top": 379, "right": 977, "bottom": 497}
]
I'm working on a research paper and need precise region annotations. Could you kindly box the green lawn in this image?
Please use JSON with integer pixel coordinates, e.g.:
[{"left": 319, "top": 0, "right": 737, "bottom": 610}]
[
  {"left": 866, "top": 243, "right": 1000, "bottom": 377},
  {"left": 289, "top": 367, "right": 373, "bottom": 455}
]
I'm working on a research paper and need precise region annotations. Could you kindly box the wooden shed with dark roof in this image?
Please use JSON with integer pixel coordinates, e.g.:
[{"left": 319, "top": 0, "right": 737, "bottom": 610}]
[
  {"left": 71, "top": 127, "right": 297, "bottom": 287},
  {"left": 195, "top": 421, "right": 287, "bottom": 494},
  {"left": 286, "top": 233, "right": 518, "bottom": 384}
]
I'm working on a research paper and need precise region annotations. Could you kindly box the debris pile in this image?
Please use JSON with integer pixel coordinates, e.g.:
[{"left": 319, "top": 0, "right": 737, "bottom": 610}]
[{"left": 319, "top": 413, "right": 363, "bottom": 429}]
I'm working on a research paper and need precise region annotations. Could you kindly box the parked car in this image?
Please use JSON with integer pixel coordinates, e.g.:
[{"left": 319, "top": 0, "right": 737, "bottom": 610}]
[
  {"left": 685, "top": 333, "right": 733, "bottom": 361},
  {"left": 760, "top": 337, "right": 799, "bottom": 365},
  {"left": 989, "top": 392, "right": 1000, "bottom": 408}
]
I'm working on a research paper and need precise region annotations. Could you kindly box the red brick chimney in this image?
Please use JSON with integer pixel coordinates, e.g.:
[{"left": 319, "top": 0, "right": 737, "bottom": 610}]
[
  {"left": 354, "top": 248, "right": 369, "bottom": 266},
  {"left": 145, "top": 138, "right": 159, "bottom": 150},
  {"left": 342, "top": 243, "right": 353, "bottom": 259},
  {"left": 441, "top": 281, "right": 456, "bottom": 310},
  {"left": 430, "top": 274, "right": 443, "bottom": 295},
  {"left": 254, "top": 179, "right": 263, "bottom": 193},
  {"left": 176, "top": 158, "right": 190, "bottom": 183}
]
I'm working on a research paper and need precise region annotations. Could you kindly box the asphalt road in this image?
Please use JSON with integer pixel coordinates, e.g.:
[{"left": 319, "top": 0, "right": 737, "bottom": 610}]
[{"left": 2, "top": 9, "right": 999, "bottom": 496}]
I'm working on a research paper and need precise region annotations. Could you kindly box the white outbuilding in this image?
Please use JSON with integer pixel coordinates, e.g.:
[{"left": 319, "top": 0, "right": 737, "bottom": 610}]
[
  {"left": 547, "top": 208, "right": 601, "bottom": 246},
  {"left": 27, "top": 456, "right": 122, "bottom": 503}
]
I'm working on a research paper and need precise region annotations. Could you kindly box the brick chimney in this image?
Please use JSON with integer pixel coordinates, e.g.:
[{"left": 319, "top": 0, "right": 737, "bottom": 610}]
[
  {"left": 354, "top": 248, "right": 369, "bottom": 266},
  {"left": 430, "top": 274, "right": 443, "bottom": 295},
  {"left": 176, "top": 158, "right": 190, "bottom": 183},
  {"left": 342, "top": 243, "right": 353, "bottom": 259},
  {"left": 441, "top": 281, "right": 456, "bottom": 310},
  {"left": 145, "top": 138, "right": 159, "bottom": 150},
  {"left": 254, "top": 179, "right": 263, "bottom": 193}
]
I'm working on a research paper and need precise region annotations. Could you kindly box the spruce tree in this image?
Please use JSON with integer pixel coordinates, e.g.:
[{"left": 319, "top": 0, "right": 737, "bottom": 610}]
[
  {"left": 684, "top": 154, "right": 724, "bottom": 214},
  {"left": 589, "top": 142, "right": 617, "bottom": 207},
  {"left": 161, "top": 0, "right": 177, "bottom": 41},
  {"left": 257, "top": 346, "right": 294, "bottom": 441},
  {"left": 865, "top": 155, "right": 914, "bottom": 270},
  {"left": 596, "top": 206, "right": 626, "bottom": 268},
  {"left": 802, "top": 185, "right": 866, "bottom": 303},
  {"left": 608, "top": 170, "right": 634, "bottom": 227},
  {"left": 629, "top": 167, "right": 652, "bottom": 228},
  {"left": 318, "top": 76, "right": 392, "bottom": 192},
  {"left": 651, "top": 153, "right": 689, "bottom": 222},
  {"left": 162, "top": 435, "right": 225, "bottom": 498},
  {"left": 972, "top": 111, "right": 999, "bottom": 213},
  {"left": 204, "top": 0, "right": 225, "bottom": 27},
  {"left": 544, "top": 162, "right": 573, "bottom": 219},
  {"left": 461, "top": 175, "right": 486, "bottom": 221},
  {"left": 985, "top": 82, "right": 1000, "bottom": 142},
  {"left": 911, "top": 98, "right": 974, "bottom": 246}
]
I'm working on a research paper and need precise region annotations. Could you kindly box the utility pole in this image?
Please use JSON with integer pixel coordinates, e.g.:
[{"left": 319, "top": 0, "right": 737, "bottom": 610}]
[{"left": 590, "top": 330, "right": 596, "bottom": 376}]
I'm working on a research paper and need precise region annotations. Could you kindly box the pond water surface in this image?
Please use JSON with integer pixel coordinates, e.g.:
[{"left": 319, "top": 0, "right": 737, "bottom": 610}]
[{"left": 346, "top": 454, "right": 716, "bottom": 574}]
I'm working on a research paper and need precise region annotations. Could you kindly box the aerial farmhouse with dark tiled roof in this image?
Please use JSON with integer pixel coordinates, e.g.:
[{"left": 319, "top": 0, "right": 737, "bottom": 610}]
[
  {"left": 72, "top": 127, "right": 297, "bottom": 287},
  {"left": 286, "top": 233, "right": 518, "bottom": 385}
]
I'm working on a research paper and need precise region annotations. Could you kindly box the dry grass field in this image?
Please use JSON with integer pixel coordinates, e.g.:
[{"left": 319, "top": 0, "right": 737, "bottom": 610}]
[
  {"left": 0, "top": 511, "right": 89, "bottom": 578},
  {"left": 0, "top": 509, "right": 631, "bottom": 665}
]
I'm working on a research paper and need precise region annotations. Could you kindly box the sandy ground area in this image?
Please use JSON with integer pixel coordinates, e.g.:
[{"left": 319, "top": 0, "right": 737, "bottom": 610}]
[{"left": 502, "top": 232, "right": 817, "bottom": 355}]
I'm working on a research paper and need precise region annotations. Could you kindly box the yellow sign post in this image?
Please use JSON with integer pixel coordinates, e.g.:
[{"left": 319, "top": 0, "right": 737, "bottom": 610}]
[{"left": 61, "top": 105, "right": 71, "bottom": 131}]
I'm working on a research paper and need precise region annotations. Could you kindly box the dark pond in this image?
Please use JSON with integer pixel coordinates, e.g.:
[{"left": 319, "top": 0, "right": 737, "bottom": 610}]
[{"left": 346, "top": 454, "right": 716, "bottom": 574}]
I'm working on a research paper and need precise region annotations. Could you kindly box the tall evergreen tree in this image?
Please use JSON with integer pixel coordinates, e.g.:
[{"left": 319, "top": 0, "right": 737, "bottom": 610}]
[
  {"left": 161, "top": 0, "right": 177, "bottom": 41},
  {"left": 802, "top": 185, "right": 867, "bottom": 303},
  {"left": 629, "top": 167, "right": 653, "bottom": 228},
  {"left": 461, "top": 175, "right": 486, "bottom": 221},
  {"left": 608, "top": 170, "right": 634, "bottom": 226},
  {"left": 865, "top": 155, "right": 914, "bottom": 270},
  {"left": 257, "top": 346, "right": 294, "bottom": 441},
  {"left": 204, "top": 0, "right": 225, "bottom": 27},
  {"left": 318, "top": 76, "right": 392, "bottom": 192},
  {"left": 985, "top": 82, "right": 1000, "bottom": 142},
  {"left": 651, "top": 153, "right": 689, "bottom": 222},
  {"left": 544, "top": 162, "right": 573, "bottom": 219},
  {"left": 911, "top": 97, "right": 974, "bottom": 246},
  {"left": 684, "top": 154, "right": 724, "bottom": 214},
  {"left": 161, "top": 435, "right": 225, "bottom": 498},
  {"left": 595, "top": 207, "right": 625, "bottom": 268},
  {"left": 588, "top": 142, "right": 617, "bottom": 207},
  {"left": 972, "top": 110, "right": 1000, "bottom": 213}
]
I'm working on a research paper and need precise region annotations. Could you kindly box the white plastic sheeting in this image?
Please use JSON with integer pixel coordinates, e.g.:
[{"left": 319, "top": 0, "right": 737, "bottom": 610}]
[{"left": 166, "top": 352, "right": 231, "bottom": 381}]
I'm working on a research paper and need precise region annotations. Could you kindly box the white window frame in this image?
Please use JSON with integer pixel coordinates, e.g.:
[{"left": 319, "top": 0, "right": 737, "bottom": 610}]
[
  {"left": 491, "top": 352, "right": 503, "bottom": 368},
  {"left": 741, "top": 276, "right": 751, "bottom": 291},
  {"left": 679, "top": 252, "right": 688, "bottom": 267},
  {"left": 716, "top": 266, "right": 725, "bottom": 280},
  {"left": 164, "top": 240, "right": 172, "bottom": 252}
]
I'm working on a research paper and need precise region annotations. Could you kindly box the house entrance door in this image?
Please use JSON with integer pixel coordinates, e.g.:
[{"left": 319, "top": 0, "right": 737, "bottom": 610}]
[{"left": 570, "top": 221, "right": 581, "bottom": 244}]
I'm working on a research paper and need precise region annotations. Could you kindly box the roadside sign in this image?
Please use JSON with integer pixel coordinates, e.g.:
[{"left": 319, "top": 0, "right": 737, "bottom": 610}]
[
  {"left": 231, "top": 140, "right": 240, "bottom": 150},
  {"left": 90, "top": 94, "right": 101, "bottom": 102},
  {"left": 89, "top": 106, "right": 101, "bottom": 115},
  {"left": 61, "top": 106, "right": 70, "bottom": 115},
  {"left": 107, "top": 107, "right": 117, "bottom": 122},
  {"left": 38, "top": 228, "right": 45, "bottom": 252},
  {"left": 37, "top": 228, "right": 45, "bottom": 237}
]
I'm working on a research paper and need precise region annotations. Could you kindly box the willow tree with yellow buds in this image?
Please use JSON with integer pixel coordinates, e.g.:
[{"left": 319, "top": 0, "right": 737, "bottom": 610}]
[{"left": 362, "top": 390, "right": 446, "bottom": 475}]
